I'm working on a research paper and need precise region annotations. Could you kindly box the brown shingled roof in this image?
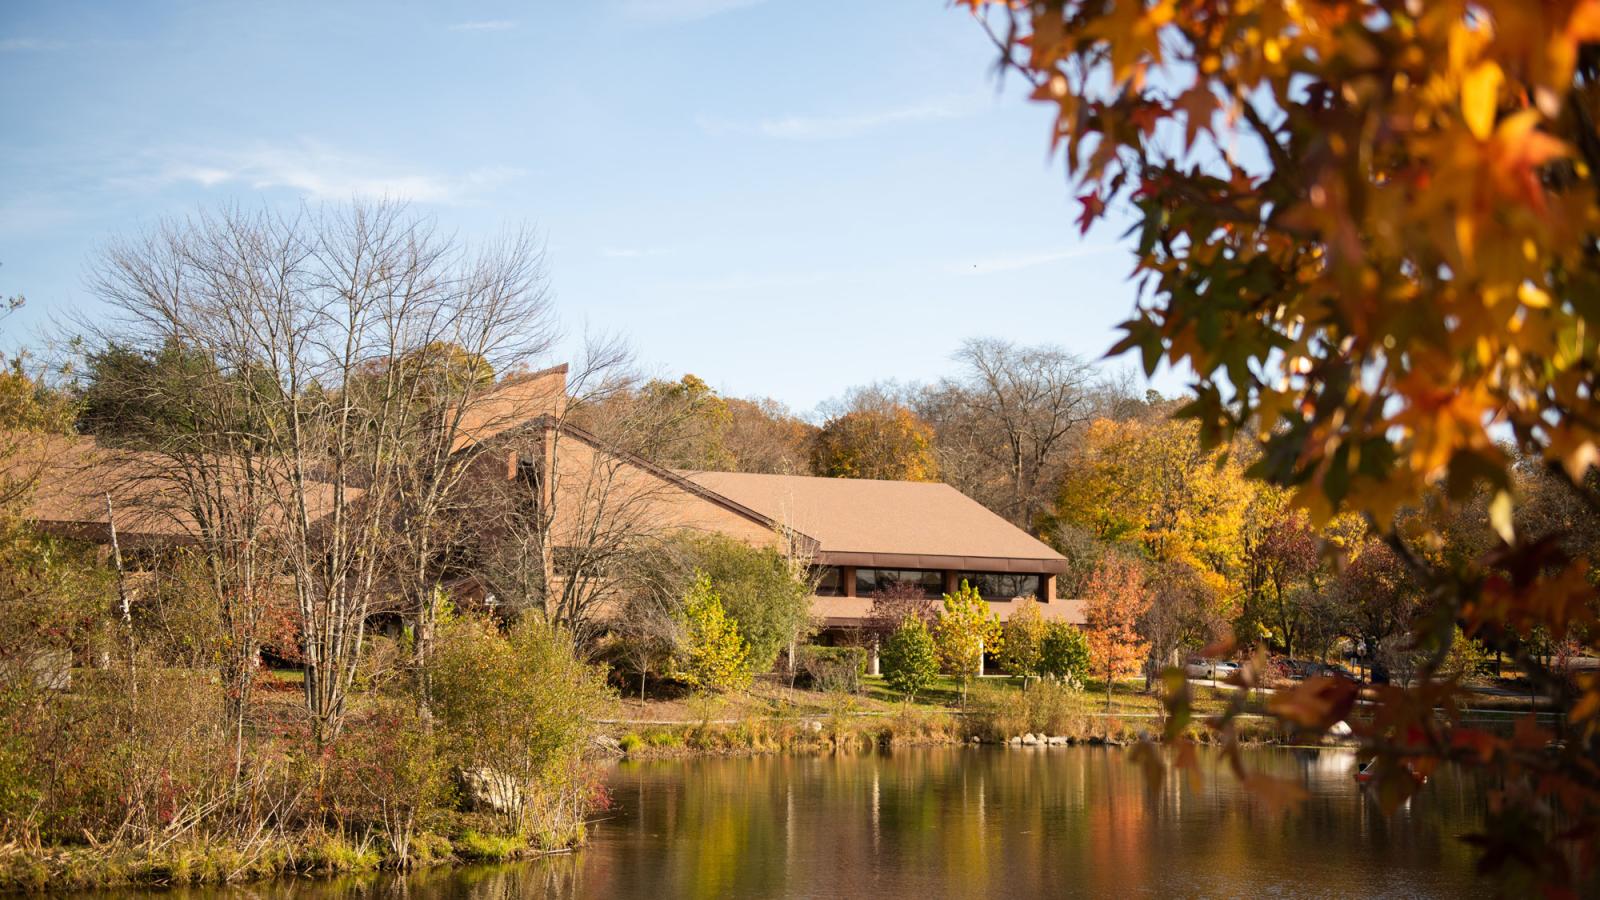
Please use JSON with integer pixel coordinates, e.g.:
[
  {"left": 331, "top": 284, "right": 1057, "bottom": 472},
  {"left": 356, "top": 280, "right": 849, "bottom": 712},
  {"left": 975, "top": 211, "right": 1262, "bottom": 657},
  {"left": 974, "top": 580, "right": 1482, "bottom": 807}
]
[
  {"left": 450, "top": 364, "right": 568, "bottom": 453},
  {"left": 3, "top": 431, "right": 355, "bottom": 547},
  {"left": 680, "top": 471, "right": 1068, "bottom": 574}
]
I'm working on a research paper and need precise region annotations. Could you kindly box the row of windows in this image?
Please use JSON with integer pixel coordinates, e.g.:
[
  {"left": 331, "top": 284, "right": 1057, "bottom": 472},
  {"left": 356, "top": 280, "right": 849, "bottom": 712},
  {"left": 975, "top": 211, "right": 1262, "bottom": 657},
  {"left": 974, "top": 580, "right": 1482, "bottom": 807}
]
[{"left": 813, "top": 567, "right": 1046, "bottom": 601}]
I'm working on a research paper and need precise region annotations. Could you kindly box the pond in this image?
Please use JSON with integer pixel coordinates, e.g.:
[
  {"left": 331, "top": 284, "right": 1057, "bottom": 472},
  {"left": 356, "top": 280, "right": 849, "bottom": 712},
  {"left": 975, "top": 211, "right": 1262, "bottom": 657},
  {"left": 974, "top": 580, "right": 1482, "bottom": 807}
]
[{"left": 77, "top": 746, "right": 1491, "bottom": 898}]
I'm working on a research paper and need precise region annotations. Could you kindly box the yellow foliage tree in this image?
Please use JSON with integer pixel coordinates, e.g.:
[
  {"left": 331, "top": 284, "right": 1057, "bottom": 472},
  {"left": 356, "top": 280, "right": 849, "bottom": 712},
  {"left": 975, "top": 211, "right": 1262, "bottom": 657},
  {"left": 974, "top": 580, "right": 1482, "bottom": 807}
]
[{"left": 811, "top": 404, "right": 939, "bottom": 481}]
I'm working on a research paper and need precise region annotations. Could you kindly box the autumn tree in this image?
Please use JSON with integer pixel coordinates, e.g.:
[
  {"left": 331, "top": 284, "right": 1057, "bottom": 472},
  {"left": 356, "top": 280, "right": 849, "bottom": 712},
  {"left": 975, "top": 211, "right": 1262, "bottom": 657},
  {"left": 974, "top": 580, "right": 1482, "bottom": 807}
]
[
  {"left": 933, "top": 580, "right": 1002, "bottom": 701},
  {"left": 1138, "top": 558, "right": 1227, "bottom": 688},
  {"left": 1055, "top": 415, "right": 1250, "bottom": 572},
  {"left": 676, "top": 572, "right": 752, "bottom": 695},
  {"left": 965, "top": 2, "right": 1600, "bottom": 883},
  {"left": 721, "top": 396, "right": 816, "bottom": 475},
  {"left": 1238, "top": 493, "right": 1322, "bottom": 658},
  {"left": 1081, "top": 554, "right": 1149, "bottom": 710},
  {"left": 812, "top": 387, "right": 938, "bottom": 481},
  {"left": 998, "top": 596, "right": 1048, "bottom": 676}
]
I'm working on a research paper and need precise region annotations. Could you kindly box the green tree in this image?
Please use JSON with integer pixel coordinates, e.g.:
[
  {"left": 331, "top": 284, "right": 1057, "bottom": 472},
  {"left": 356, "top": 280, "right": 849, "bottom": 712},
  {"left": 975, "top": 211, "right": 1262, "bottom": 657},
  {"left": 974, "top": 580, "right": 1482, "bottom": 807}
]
[
  {"left": 933, "top": 580, "right": 1001, "bottom": 702},
  {"left": 998, "top": 597, "right": 1047, "bottom": 676},
  {"left": 674, "top": 533, "right": 812, "bottom": 674},
  {"left": 1038, "top": 621, "right": 1090, "bottom": 687},
  {"left": 880, "top": 618, "right": 940, "bottom": 701},
  {"left": 676, "top": 572, "right": 752, "bottom": 694}
]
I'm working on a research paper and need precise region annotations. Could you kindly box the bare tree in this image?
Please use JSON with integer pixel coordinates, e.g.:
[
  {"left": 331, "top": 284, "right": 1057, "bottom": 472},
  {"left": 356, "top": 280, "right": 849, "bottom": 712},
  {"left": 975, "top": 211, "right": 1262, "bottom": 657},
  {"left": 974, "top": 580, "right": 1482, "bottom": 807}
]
[
  {"left": 87, "top": 201, "right": 555, "bottom": 744},
  {"left": 915, "top": 338, "right": 1098, "bottom": 531}
]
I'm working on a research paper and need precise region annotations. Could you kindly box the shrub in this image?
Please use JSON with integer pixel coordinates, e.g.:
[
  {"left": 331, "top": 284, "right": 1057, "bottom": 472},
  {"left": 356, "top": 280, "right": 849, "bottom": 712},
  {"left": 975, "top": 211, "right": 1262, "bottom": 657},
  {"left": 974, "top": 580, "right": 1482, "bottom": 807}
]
[
  {"left": 880, "top": 619, "right": 939, "bottom": 701},
  {"left": 618, "top": 733, "right": 643, "bottom": 754},
  {"left": 998, "top": 597, "right": 1047, "bottom": 676},
  {"left": 1039, "top": 621, "right": 1090, "bottom": 687},
  {"left": 670, "top": 534, "right": 813, "bottom": 673},
  {"left": 675, "top": 572, "right": 752, "bottom": 694},
  {"left": 321, "top": 698, "right": 448, "bottom": 865},
  {"left": 430, "top": 615, "right": 613, "bottom": 838},
  {"left": 795, "top": 645, "right": 867, "bottom": 693},
  {"left": 969, "top": 679, "right": 1084, "bottom": 740}
]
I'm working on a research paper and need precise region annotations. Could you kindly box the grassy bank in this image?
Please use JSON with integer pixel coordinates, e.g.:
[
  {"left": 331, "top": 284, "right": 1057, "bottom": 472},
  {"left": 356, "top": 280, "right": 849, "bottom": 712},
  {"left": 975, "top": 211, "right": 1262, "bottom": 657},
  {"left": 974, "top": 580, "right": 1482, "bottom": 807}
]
[
  {"left": 605, "top": 675, "right": 1297, "bottom": 759},
  {"left": 0, "top": 825, "right": 578, "bottom": 894}
]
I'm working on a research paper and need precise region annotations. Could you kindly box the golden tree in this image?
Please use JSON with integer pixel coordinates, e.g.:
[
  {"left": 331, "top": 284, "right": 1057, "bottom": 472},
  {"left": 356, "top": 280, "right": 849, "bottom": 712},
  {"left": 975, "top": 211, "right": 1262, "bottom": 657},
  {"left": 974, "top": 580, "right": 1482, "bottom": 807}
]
[
  {"left": 964, "top": 1, "right": 1600, "bottom": 888},
  {"left": 812, "top": 404, "right": 939, "bottom": 481}
]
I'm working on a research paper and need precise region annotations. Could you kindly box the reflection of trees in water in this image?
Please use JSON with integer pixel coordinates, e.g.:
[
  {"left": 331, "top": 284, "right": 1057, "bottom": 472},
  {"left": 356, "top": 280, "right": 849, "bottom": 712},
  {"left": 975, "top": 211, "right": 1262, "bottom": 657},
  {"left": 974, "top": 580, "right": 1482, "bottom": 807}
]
[{"left": 130, "top": 748, "right": 1486, "bottom": 898}]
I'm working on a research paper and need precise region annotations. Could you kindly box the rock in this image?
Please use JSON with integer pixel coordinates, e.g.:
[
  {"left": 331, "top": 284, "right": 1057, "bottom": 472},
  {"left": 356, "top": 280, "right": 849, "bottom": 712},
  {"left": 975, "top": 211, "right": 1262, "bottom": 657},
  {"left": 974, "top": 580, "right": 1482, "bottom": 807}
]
[
  {"left": 1008, "top": 736, "right": 1023, "bottom": 745},
  {"left": 969, "top": 735, "right": 983, "bottom": 744},
  {"left": 458, "top": 767, "right": 522, "bottom": 816},
  {"left": 1022, "top": 733, "right": 1041, "bottom": 746},
  {"left": 805, "top": 719, "right": 824, "bottom": 733},
  {"left": 591, "top": 735, "right": 623, "bottom": 756},
  {"left": 1047, "top": 736, "right": 1068, "bottom": 746}
]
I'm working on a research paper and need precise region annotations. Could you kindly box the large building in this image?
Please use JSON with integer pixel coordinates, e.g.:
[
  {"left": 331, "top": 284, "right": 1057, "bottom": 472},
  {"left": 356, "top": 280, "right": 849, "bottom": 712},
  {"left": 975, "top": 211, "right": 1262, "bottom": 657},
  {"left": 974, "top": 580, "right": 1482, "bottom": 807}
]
[
  {"left": 7, "top": 363, "right": 1078, "bottom": 634},
  {"left": 681, "top": 470, "right": 1077, "bottom": 628}
]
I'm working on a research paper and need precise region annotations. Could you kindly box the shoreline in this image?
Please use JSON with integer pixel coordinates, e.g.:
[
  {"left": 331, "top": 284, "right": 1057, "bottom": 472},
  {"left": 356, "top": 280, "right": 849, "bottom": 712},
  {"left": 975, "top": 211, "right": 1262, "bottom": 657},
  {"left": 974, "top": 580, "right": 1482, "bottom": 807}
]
[{"left": 3, "top": 725, "right": 1316, "bottom": 894}]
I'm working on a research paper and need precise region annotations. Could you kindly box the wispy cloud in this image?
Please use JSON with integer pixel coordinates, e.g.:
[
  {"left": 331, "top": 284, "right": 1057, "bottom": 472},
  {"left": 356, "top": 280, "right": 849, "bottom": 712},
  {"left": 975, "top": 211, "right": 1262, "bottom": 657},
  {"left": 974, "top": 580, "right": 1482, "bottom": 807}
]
[
  {"left": 950, "top": 245, "right": 1119, "bottom": 276},
  {"left": 699, "top": 94, "right": 985, "bottom": 141},
  {"left": 0, "top": 37, "right": 68, "bottom": 52},
  {"left": 143, "top": 141, "right": 523, "bottom": 204},
  {"left": 619, "top": 0, "right": 766, "bottom": 24},
  {"left": 447, "top": 20, "right": 518, "bottom": 32}
]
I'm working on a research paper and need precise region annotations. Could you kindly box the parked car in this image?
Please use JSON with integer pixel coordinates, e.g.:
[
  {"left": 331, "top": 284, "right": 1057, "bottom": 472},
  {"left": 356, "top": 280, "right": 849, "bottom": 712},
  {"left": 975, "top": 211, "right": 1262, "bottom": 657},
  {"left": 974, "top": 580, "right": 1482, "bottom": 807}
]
[
  {"left": 1283, "top": 659, "right": 1360, "bottom": 681},
  {"left": 1184, "top": 658, "right": 1239, "bottom": 681}
]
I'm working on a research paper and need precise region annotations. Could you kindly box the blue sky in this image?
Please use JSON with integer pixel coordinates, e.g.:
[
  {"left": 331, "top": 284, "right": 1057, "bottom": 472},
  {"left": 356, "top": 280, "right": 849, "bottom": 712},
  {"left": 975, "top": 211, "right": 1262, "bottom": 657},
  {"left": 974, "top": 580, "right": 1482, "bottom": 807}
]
[{"left": 0, "top": 0, "right": 1156, "bottom": 414}]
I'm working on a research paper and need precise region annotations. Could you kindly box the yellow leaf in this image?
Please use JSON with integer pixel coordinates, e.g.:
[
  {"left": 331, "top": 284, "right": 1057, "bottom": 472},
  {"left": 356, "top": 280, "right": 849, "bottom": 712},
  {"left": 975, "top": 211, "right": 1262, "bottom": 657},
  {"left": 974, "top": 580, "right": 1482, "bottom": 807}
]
[
  {"left": 1462, "top": 61, "right": 1502, "bottom": 141},
  {"left": 1489, "top": 490, "right": 1515, "bottom": 544}
]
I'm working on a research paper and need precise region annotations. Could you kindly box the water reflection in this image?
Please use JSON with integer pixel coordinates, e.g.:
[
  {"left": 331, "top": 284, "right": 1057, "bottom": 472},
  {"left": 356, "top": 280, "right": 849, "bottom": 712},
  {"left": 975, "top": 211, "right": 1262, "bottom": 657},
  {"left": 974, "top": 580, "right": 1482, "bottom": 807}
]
[{"left": 72, "top": 747, "right": 1489, "bottom": 899}]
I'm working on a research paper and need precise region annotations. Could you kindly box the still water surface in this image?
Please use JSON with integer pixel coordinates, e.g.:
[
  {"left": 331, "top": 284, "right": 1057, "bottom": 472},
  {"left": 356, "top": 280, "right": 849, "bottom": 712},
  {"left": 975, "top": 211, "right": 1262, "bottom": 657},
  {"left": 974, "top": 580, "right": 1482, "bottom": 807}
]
[{"left": 84, "top": 747, "right": 1490, "bottom": 899}]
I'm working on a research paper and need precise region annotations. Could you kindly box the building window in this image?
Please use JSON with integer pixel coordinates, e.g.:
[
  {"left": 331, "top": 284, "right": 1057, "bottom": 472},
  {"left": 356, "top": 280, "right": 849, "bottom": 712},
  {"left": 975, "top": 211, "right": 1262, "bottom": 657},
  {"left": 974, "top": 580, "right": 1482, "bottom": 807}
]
[
  {"left": 813, "top": 566, "right": 843, "bottom": 596},
  {"left": 957, "top": 572, "right": 1043, "bottom": 601},
  {"left": 856, "top": 568, "right": 944, "bottom": 598}
]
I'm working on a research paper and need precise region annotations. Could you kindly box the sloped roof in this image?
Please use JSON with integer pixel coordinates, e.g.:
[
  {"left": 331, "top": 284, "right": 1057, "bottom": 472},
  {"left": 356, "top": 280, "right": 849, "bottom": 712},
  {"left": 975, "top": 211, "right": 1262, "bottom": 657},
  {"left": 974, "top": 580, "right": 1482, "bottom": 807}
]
[
  {"left": 680, "top": 471, "right": 1067, "bottom": 574},
  {"left": 450, "top": 364, "right": 568, "bottom": 453},
  {"left": 2, "top": 431, "right": 356, "bottom": 546}
]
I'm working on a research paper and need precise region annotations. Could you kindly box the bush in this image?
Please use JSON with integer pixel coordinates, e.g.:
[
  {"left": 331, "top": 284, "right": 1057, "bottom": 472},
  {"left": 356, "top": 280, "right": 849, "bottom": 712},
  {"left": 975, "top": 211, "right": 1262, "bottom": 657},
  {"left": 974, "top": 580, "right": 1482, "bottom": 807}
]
[
  {"left": 795, "top": 645, "right": 867, "bottom": 693},
  {"left": 881, "top": 618, "right": 940, "bottom": 701},
  {"left": 670, "top": 534, "right": 813, "bottom": 673},
  {"left": 675, "top": 572, "right": 753, "bottom": 694},
  {"left": 969, "top": 679, "right": 1085, "bottom": 740},
  {"left": 1039, "top": 621, "right": 1090, "bottom": 687},
  {"left": 999, "top": 598, "right": 1047, "bottom": 676},
  {"left": 431, "top": 614, "right": 614, "bottom": 839},
  {"left": 320, "top": 699, "right": 448, "bottom": 864}
]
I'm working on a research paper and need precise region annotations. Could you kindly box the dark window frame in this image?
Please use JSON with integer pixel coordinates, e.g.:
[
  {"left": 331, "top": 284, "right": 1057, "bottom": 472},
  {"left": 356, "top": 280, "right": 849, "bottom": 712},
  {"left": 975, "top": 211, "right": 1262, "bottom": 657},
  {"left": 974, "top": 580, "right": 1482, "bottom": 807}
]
[
  {"left": 956, "top": 572, "right": 1044, "bottom": 602},
  {"left": 812, "top": 566, "right": 844, "bottom": 596},
  {"left": 856, "top": 567, "right": 944, "bottom": 598}
]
